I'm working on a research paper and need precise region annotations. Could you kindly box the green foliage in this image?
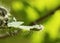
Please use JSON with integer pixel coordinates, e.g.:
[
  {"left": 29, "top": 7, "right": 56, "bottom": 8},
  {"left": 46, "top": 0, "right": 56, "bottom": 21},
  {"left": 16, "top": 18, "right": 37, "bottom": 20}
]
[{"left": 0, "top": 0, "right": 60, "bottom": 43}]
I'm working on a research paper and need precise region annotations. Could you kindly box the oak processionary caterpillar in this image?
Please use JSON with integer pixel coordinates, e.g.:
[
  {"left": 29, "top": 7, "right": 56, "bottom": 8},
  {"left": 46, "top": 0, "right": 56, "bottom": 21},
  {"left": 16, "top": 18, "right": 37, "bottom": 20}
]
[{"left": 0, "top": 6, "right": 44, "bottom": 38}]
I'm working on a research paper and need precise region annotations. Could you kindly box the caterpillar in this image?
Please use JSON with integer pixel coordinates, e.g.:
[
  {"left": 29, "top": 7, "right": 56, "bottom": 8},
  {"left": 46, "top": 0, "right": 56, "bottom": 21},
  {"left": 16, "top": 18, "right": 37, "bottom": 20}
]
[{"left": 0, "top": 6, "right": 19, "bottom": 38}]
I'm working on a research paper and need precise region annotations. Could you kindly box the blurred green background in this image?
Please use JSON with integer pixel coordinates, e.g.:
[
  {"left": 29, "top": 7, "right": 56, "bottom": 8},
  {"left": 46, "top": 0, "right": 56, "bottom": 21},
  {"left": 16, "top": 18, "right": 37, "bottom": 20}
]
[{"left": 0, "top": 0, "right": 60, "bottom": 43}]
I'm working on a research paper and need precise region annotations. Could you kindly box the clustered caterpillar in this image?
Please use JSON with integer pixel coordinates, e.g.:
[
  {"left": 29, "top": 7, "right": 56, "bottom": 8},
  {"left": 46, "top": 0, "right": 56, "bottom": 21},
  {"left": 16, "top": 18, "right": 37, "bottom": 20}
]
[
  {"left": 0, "top": 6, "right": 59, "bottom": 38},
  {"left": 0, "top": 6, "right": 19, "bottom": 38},
  {"left": 0, "top": 6, "right": 60, "bottom": 38},
  {"left": 0, "top": 6, "right": 44, "bottom": 38}
]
